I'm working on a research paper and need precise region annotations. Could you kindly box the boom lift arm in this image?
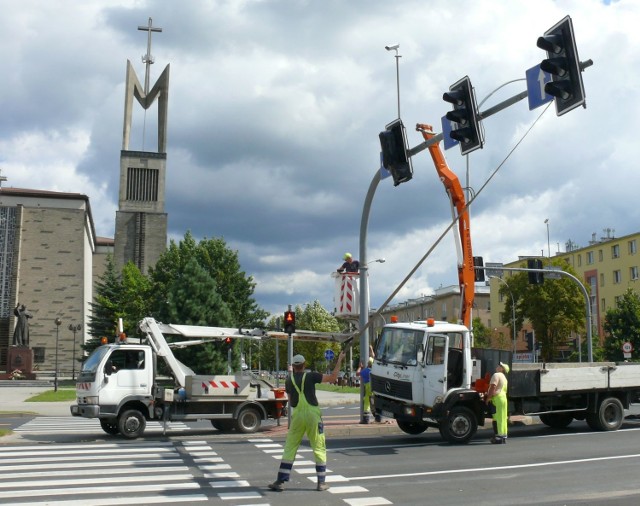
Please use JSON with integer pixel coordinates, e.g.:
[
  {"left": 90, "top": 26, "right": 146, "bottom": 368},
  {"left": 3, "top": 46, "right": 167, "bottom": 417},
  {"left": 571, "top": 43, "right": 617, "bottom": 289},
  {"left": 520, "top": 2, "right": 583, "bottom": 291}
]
[{"left": 416, "top": 124, "right": 475, "bottom": 329}]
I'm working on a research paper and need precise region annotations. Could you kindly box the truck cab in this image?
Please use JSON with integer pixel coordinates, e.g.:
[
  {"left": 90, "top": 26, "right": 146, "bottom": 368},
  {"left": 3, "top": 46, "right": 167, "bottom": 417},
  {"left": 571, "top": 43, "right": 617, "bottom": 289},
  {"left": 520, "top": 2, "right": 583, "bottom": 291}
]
[{"left": 371, "top": 319, "right": 486, "bottom": 443}]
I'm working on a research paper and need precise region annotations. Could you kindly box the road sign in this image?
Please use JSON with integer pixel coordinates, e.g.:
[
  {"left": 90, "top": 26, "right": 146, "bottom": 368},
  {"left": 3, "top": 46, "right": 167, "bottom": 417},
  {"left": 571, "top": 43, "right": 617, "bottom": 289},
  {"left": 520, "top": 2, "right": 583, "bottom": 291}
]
[
  {"left": 441, "top": 115, "right": 459, "bottom": 151},
  {"left": 379, "top": 152, "right": 391, "bottom": 180},
  {"left": 324, "top": 349, "right": 335, "bottom": 361},
  {"left": 543, "top": 266, "right": 563, "bottom": 279},
  {"left": 622, "top": 342, "right": 633, "bottom": 353},
  {"left": 526, "top": 64, "right": 553, "bottom": 110}
]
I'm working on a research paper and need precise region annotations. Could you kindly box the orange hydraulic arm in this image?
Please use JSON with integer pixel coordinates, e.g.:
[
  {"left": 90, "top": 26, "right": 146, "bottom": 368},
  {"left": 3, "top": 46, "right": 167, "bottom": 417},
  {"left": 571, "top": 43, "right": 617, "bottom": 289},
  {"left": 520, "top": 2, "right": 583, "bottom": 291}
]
[{"left": 416, "top": 124, "right": 475, "bottom": 329}]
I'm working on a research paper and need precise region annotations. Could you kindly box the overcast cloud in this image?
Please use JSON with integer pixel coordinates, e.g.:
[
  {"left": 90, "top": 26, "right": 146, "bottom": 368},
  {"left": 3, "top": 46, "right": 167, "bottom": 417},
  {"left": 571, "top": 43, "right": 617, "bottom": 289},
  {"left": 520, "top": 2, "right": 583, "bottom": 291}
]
[{"left": 0, "top": 0, "right": 635, "bottom": 317}]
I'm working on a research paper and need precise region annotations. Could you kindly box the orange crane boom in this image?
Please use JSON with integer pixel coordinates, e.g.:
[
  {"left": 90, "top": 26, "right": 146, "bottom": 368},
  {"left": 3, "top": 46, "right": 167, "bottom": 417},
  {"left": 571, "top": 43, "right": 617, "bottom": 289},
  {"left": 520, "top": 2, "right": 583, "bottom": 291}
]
[{"left": 416, "top": 124, "right": 475, "bottom": 329}]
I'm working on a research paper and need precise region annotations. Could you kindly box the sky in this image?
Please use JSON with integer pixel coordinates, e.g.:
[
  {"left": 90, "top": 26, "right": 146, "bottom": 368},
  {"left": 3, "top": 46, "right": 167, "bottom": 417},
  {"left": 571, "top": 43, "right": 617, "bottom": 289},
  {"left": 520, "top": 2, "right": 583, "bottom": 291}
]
[{"left": 0, "top": 0, "right": 637, "bottom": 318}]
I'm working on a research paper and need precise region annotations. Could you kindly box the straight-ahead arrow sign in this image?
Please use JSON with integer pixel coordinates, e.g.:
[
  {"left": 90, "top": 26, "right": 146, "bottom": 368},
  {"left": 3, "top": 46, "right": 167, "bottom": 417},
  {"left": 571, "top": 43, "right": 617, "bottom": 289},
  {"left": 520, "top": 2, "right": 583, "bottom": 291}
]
[{"left": 526, "top": 64, "right": 553, "bottom": 110}]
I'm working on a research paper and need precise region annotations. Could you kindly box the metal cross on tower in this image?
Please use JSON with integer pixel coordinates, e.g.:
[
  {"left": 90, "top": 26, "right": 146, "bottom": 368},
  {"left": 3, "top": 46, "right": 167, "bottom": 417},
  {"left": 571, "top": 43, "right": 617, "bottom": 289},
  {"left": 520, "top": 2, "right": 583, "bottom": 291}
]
[{"left": 137, "top": 17, "right": 163, "bottom": 95}]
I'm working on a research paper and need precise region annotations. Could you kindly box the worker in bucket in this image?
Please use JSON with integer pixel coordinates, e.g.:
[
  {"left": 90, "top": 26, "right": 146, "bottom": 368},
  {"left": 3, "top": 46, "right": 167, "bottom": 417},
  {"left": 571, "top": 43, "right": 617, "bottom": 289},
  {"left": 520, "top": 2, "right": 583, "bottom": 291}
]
[
  {"left": 485, "top": 361, "right": 509, "bottom": 444},
  {"left": 337, "top": 252, "right": 360, "bottom": 273},
  {"left": 268, "top": 350, "right": 346, "bottom": 492}
]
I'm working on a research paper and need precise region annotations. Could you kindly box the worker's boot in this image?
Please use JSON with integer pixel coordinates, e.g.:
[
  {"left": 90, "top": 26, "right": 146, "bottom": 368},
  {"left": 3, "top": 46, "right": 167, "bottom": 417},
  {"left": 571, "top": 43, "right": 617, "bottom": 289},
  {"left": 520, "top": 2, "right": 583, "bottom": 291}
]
[{"left": 489, "top": 421, "right": 498, "bottom": 443}]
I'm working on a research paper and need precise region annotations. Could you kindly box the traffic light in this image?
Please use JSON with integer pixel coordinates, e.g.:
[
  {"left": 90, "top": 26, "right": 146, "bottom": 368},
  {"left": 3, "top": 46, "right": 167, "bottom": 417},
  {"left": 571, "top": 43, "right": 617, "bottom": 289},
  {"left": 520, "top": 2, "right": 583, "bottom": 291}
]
[
  {"left": 443, "top": 76, "right": 484, "bottom": 156},
  {"left": 525, "top": 331, "right": 534, "bottom": 351},
  {"left": 284, "top": 310, "right": 296, "bottom": 335},
  {"left": 224, "top": 336, "right": 233, "bottom": 351},
  {"left": 473, "top": 256, "right": 485, "bottom": 282},
  {"left": 378, "top": 119, "right": 413, "bottom": 186},
  {"left": 536, "top": 15, "right": 585, "bottom": 116},
  {"left": 527, "top": 258, "right": 544, "bottom": 284}
]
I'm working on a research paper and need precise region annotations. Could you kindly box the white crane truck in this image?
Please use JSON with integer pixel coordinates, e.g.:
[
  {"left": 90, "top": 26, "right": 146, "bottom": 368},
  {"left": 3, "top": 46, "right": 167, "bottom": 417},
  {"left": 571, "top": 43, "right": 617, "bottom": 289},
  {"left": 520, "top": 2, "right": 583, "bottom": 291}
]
[
  {"left": 371, "top": 317, "right": 640, "bottom": 443},
  {"left": 71, "top": 317, "right": 288, "bottom": 438}
]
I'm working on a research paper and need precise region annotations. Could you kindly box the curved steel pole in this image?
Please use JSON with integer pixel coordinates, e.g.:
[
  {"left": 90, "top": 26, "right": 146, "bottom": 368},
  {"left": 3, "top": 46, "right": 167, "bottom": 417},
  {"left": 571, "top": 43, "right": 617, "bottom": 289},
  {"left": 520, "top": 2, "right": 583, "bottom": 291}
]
[{"left": 358, "top": 169, "right": 382, "bottom": 423}]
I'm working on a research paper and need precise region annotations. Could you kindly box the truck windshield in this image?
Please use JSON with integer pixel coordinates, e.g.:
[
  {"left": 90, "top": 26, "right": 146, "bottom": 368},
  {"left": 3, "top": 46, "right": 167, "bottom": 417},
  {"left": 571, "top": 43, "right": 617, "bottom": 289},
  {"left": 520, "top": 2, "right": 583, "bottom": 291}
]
[
  {"left": 81, "top": 346, "right": 110, "bottom": 374},
  {"left": 376, "top": 328, "right": 423, "bottom": 366}
]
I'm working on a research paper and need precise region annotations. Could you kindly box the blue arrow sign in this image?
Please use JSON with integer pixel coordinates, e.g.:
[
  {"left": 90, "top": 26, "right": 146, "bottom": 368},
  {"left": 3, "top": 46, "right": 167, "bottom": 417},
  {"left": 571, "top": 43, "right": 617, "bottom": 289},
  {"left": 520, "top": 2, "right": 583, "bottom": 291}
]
[
  {"left": 378, "top": 151, "right": 391, "bottom": 179},
  {"left": 526, "top": 64, "right": 553, "bottom": 110},
  {"left": 441, "top": 115, "right": 459, "bottom": 151},
  {"left": 324, "top": 349, "right": 335, "bottom": 360}
]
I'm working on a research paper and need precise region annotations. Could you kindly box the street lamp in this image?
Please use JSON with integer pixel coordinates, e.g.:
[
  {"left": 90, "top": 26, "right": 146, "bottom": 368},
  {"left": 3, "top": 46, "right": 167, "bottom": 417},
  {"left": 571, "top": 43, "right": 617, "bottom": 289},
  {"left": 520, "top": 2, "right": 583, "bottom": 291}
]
[
  {"left": 544, "top": 218, "right": 551, "bottom": 259},
  {"left": 489, "top": 276, "right": 517, "bottom": 354},
  {"left": 385, "top": 44, "right": 401, "bottom": 118},
  {"left": 54, "top": 318, "right": 62, "bottom": 392},
  {"left": 68, "top": 323, "right": 82, "bottom": 381}
]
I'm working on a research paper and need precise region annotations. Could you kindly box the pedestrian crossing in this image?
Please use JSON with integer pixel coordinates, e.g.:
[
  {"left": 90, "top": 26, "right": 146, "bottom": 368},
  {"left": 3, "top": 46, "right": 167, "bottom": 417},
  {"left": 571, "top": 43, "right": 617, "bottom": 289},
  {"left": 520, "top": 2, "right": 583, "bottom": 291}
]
[
  {"left": 0, "top": 440, "right": 273, "bottom": 505},
  {"left": 250, "top": 437, "right": 393, "bottom": 505},
  {"left": 13, "top": 416, "right": 190, "bottom": 435}
]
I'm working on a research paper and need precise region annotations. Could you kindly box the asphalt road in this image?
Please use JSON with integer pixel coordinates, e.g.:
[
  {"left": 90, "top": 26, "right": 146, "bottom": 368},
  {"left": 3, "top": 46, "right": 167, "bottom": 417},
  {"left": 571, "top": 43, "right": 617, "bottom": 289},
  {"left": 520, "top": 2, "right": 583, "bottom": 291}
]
[{"left": 4, "top": 409, "right": 640, "bottom": 504}]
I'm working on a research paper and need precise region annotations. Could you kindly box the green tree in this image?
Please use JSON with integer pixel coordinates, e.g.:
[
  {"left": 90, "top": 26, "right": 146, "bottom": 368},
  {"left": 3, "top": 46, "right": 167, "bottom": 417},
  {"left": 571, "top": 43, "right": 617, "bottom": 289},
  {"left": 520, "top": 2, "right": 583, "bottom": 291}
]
[
  {"left": 500, "top": 258, "right": 585, "bottom": 362},
  {"left": 85, "top": 254, "right": 121, "bottom": 356},
  {"left": 149, "top": 231, "right": 267, "bottom": 326},
  {"left": 472, "top": 317, "right": 493, "bottom": 348},
  {"left": 164, "top": 257, "right": 235, "bottom": 374},
  {"left": 119, "top": 262, "right": 153, "bottom": 337},
  {"left": 603, "top": 288, "right": 640, "bottom": 362}
]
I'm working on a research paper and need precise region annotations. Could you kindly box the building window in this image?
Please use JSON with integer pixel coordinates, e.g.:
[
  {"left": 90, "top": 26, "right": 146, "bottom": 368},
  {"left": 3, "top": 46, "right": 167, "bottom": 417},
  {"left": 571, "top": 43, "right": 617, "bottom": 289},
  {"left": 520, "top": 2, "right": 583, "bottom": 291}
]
[
  {"left": 601, "top": 298, "right": 606, "bottom": 312},
  {"left": 612, "top": 244, "right": 620, "bottom": 259},
  {"left": 587, "top": 251, "right": 594, "bottom": 264},
  {"left": 577, "top": 254, "right": 582, "bottom": 267},
  {"left": 613, "top": 270, "right": 622, "bottom": 284},
  {"left": 615, "top": 295, "right": 623, "bottom": 306},
  {"left": 599, "top": 250, "right": 603, "bottom": 262},
  {"left": 600, "top": 273, "right": 605, "bottom": 287},
  {"left": 33, "top": 347, "right": 45, "bottom": 364},
  {"left": 631, "top": 266, "right": 639, "bottom": 281},
  {"left": 630, "top": 240, "right": 638, "bottom": 255}
]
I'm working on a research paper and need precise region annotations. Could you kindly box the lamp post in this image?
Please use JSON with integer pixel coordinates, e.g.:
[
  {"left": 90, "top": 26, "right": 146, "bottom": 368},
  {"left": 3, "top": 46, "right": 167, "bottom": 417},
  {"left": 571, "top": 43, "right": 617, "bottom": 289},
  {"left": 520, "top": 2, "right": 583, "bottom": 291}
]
[
  {"left": 385, "top": 44, "right": 401, "bottom": 118},
  {"left": 489, "top": 276, "right": 517, "bottom": 354},
  {"left": 68, "top": 323, "right": 82, "bottom": 381},
  {"left": 544, "top": 218, "right": 551, "bottom": 259},
  {"left": 54, "top": 318, "right": 62, "bottom": 392}
]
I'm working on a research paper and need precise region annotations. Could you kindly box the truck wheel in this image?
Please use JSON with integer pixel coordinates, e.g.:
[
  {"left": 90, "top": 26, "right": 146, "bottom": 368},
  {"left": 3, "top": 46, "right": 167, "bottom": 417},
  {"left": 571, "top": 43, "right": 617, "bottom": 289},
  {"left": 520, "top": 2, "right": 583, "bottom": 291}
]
[
  {"left": 589, "top": 397, "right": 624, "bottom": 431},
  {"left": 439, "top": 406, "right": 477, "bottom": 444},
  {"left": 397, "top": 420, "right": 428, "bottom": 435},
  {"left": 118, "top": 409, "right": 146, "bottom": 439},
  {"left": 236, "top": 407, "right": 261, "bottom": 434},
  {"left": 100, "top": 419, "right": 120, "bottom": 435},
  {"left": 539, "top": 413, "right": 574, "bottom": 429},
  {"left": 211, "top": 420, "right": 235, "bottom": 432}
]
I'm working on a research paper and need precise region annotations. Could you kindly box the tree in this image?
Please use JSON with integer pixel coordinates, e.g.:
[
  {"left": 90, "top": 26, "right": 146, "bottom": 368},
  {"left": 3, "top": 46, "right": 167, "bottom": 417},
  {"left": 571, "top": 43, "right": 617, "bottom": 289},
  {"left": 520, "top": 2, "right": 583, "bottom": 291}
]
[
  {"left": 472, "top": 317, "right": 493, "bottom": 349},
  {"left": 500, "top": 258, "right": 585, "bottom": 362},
  {"left": 85, "top": 254, "right": 121, "bottom": 356},
  {"left": 119, "top": 262, "right": 154, "bottom": 337},
  {"left": 149, "top": 231, "right": 268, "bottom": 326},
  {"left": 603, "top": 289, "right": 640, "bottom": 362}
]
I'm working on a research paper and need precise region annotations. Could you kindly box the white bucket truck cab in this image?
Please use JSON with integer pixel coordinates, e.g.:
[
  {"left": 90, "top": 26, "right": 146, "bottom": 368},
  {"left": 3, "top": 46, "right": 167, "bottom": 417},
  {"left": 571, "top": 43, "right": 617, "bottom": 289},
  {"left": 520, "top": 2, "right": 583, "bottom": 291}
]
[{"left": 71, "top": 317, "right": 287, "bottom": 439}]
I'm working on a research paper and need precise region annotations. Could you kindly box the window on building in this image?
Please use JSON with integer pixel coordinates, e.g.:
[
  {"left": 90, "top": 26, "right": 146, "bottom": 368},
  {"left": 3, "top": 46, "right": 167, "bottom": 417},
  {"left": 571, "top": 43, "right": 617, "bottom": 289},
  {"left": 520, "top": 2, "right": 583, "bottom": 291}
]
[
  {"left": 630, "top": 240, "right": 638, "bottom": 255},
  {"left": 601, "top": 298, "right": 606, "bottom": 312},
  {"left": 577, "top": 254, "right": 582, "bottom": 267},
  {"left": 631, "top": 266, "right": 639, "bottom": 281},
  {"left": 615, "top": 295, "right": 623, "bottom": 306},
  {"left": 33, "top": 347, "right": 45, "bottom": 364},
  {"left": 599, "top": 250, "right": 603, "bottom": 262},
  {"left": 612, "top": 244, "right": 620, "bottom": 259},
  {"left": 587, "top": 251, "right": 594, "bottom": 264},
  {"left": 613, "top": 270, "right": 622, "bottom": 284},
  {"left": 600, "top": 273, "right": 605, "bottom": 287}
]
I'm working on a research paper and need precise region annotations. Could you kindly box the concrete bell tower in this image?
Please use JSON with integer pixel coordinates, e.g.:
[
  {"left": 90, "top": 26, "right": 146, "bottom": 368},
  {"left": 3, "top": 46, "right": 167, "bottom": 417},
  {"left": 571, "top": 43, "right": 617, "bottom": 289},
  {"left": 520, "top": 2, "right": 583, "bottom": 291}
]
[{"left": 114, "top": 17, "right": 169, "bottom": 273}]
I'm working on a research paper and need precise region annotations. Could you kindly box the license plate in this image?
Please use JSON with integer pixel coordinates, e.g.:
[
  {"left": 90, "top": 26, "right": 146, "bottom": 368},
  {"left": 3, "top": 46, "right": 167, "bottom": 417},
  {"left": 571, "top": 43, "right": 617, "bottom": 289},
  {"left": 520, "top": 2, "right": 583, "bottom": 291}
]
[{"left": 381, "top": 410, "right": 393, "bottom": 418}]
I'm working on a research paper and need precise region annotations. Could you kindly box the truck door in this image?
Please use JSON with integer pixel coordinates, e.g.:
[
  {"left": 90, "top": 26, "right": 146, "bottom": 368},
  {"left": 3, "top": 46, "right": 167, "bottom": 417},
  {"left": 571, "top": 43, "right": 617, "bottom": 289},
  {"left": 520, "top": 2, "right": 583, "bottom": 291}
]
[
  {"left": 423, "top": 334, "right": 448, "bottom": 406},
  {"left": 103, "top": 348, "right": 151, "bottom": 402}
]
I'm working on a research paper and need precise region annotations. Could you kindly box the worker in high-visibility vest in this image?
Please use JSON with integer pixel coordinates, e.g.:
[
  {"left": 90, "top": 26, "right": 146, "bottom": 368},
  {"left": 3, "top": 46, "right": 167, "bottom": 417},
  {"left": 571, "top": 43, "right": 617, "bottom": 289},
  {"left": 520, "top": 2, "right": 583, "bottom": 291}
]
[
  {"left": 268, "top": 350, "right": 345, "bottom": 492},
  {"left": 485, "top": 362, "right": 509, "bottom": 444}
]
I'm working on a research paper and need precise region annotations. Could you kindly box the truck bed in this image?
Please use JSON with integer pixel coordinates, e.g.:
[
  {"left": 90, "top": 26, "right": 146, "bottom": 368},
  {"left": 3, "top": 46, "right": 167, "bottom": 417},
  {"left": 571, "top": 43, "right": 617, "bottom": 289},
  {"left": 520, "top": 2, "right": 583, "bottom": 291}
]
[{"left": 509, "top": 362, "right": 640, "bottom": 397}]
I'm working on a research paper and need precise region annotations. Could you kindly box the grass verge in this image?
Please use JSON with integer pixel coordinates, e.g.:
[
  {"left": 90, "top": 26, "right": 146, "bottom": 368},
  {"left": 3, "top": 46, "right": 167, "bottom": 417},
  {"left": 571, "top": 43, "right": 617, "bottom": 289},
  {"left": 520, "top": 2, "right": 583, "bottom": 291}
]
[{"left": 26, "top": 389, "right": 76, "bottom": 402}]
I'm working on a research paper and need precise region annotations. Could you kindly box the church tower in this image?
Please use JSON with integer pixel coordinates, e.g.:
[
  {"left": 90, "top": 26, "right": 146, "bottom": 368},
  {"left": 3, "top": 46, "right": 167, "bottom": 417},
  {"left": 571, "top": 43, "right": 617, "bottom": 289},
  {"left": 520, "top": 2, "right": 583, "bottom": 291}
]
[{"left": 114, "top": 18, "right": 169, "bottom": 273}]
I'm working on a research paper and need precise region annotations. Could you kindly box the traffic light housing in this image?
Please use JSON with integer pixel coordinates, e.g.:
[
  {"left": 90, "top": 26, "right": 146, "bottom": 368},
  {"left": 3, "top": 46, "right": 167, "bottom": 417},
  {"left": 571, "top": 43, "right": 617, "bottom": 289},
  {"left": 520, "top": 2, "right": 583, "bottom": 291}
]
[
  {"left": 224, "top": 336, "right": 233, "bottom": 351},
  {"left": 525, "top": 331, "right": 534, "bottom": 351},
  {"left": 473, "top": 256, "right": 485, "bottom": 282},
  {"left": 527, "top": 258, "right": 544, "bottom": 284},
  {"left": 284, "top": 310, "right": 296, "bottom": 335},
  {"left": 379, "top": 119, "right": 413, "bottom": 186},
  {"left": 537, "top": 15, "right": 585, "bottom": 116},
  {"left": 443, "top": 76, "right": 484, "bottom": 156}
]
